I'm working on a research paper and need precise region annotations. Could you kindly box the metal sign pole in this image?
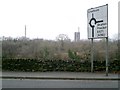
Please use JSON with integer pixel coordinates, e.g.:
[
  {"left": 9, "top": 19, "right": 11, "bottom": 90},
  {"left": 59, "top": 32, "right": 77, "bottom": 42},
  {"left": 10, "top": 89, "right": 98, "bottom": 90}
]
[
  {"left": 106, "top": 4, "right": 108, "bottom": 76},
  {"left": 106, "top": 37, "right": 108, "bottom": 76},
  {"left": 91, "top": 38, "right": 94, "bottom": 72}
]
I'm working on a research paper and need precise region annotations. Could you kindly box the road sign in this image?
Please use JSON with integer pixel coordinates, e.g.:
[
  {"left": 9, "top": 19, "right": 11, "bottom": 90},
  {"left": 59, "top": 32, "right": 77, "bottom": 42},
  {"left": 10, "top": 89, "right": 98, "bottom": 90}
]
[
  {"left": 87, "top": 4, "right": 108, "bottom": 39},
  {"left": 87, "top": 4, "right": 109, "bottom": 76}
]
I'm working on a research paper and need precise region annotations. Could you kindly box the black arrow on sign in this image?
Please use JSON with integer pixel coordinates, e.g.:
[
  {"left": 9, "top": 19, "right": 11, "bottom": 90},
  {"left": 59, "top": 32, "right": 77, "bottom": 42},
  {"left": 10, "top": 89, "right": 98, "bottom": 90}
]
[{"left": 89, "top": 13, "right": 103, "bottom": 38}]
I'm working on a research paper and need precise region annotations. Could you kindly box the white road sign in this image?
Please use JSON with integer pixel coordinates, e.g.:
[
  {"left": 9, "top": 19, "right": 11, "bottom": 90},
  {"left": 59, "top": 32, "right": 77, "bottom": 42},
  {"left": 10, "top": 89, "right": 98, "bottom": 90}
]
[{"left": 87, "top": 4, "right": 108, "bottom": 39}]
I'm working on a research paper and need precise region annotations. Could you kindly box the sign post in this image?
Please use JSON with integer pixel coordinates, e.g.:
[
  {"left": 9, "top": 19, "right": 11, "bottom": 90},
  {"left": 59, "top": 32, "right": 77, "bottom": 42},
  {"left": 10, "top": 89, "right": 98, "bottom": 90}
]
[
  {"left": 91, "top": 38, "right": 94, "bottom": 72},
  {"left": 118, "top": 2, "right": 120, "bottom": 65},
  {"left": 106, "top": 37, "right": 108, "bottom": 76},
  {"left": 87, "top": 4, "right": 108, "bottom": 76}
]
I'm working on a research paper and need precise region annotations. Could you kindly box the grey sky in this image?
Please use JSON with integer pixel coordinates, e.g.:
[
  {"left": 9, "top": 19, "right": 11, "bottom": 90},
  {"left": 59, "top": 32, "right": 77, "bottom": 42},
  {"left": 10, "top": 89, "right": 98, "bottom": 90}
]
[{"left": 0, "top": 0, "right": 119, "bottom": 40}]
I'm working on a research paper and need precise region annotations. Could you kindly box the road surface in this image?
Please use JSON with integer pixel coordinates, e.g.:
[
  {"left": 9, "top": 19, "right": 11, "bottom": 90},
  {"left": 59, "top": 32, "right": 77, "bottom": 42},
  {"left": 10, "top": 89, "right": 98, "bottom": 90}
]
[{"left": 2, "top": 79, "right": 118, "bottom": 88}]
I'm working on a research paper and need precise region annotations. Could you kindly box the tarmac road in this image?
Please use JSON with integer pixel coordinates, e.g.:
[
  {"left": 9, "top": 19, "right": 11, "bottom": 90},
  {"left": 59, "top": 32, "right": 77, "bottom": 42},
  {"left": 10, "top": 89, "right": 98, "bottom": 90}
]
[{"left": 2, "top": 79, "right": 118, "bottom": 88}]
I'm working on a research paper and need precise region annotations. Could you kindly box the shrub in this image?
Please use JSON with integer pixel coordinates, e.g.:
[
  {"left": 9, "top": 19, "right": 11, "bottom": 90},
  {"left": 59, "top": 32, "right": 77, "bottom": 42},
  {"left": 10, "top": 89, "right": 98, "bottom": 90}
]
[{"left": 2, "top": 58, "right": 120, "bottom": 72}]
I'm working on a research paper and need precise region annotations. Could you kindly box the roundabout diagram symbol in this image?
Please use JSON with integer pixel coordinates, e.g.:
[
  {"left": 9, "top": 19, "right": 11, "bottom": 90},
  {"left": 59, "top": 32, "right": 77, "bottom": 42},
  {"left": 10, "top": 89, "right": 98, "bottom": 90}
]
[{"left": 89, "top": 13, "right": 103, "bottom": 37}]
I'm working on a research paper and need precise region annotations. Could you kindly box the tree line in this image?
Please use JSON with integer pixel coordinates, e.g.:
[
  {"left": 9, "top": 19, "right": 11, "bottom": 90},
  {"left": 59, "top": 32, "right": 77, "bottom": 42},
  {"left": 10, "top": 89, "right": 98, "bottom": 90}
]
[{"left": 2, "top": 37, "right": 119, "bottom": 61}]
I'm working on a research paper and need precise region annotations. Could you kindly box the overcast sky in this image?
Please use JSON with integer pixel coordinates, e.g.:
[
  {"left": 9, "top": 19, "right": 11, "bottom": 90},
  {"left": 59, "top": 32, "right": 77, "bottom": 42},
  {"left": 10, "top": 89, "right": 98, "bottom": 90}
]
[{"left": 0, "top": 0, "right": 119, "bottom": 40}]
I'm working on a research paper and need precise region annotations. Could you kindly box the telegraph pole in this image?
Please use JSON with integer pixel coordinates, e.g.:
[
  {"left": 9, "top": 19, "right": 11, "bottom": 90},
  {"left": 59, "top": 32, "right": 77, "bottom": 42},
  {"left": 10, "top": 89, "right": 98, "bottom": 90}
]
[{"left": 25, "top": 25, "right": 26, "bottom": 38}]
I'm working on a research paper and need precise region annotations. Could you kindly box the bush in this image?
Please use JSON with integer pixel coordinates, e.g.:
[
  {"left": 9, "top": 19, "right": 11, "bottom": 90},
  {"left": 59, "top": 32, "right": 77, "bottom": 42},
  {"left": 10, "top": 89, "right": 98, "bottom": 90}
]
[{"left": 2, "top": 58, "right": 120, "bottom": 72}]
